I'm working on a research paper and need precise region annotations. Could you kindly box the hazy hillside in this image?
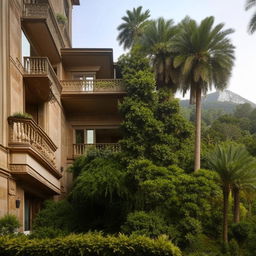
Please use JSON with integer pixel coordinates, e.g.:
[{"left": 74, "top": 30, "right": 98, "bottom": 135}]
[
  {"left": 180, "top": 90, "right": 256, "bottom": 113},
  {"left": 179, "top": 90, "right": 256, "bottom": 124}
]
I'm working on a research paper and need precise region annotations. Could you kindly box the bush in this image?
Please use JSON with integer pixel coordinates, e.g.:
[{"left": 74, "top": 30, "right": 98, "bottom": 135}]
[
  {"left": 56, "top": 13, "right": 67, "bottom": 24},
  {"left": 230, "top": 222, "right": 251, "bottom": 244},
  {"left": 121, "top": 211, "right": 174, "bottom": 238},
  {"left": 32, "top": 200, "right": 75, "bottom": 233},
  {"left": 0, "top": 214, "right": 20, "bottom": 235},
  {"left": 10, "top": 112, "right": 32, "bottom": 119},
  {"left": 29, "top": 227, "right": 68, "bottom": 239},
  {"left": 0, "top": 233, "right": 182, "bottom": 256}
]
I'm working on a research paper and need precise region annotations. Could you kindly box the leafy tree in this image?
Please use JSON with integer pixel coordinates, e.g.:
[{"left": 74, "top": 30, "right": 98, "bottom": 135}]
[
  {"left": 234, "top": 103, "right": 253, "bottom": 119},
  {"left": 208, "top": 142, "right": 256, "bottom": 243},
  {"left": 70, "top": 151, "right": 128, "bottom": 232},
  {"left": 121, "top": 211, "right": 173, "bottom": 238},
  {"left": 118, "top": 52, "right": 193, "bottom": 169},
  {"left": 173, "top": 16, "right": 235, "bottom": 171},
  {"left": 117, "top": 6, "right": 150, "bottom": 50},
  {"left": 245, "top": 0, "right": 256, "bottom": 33}
]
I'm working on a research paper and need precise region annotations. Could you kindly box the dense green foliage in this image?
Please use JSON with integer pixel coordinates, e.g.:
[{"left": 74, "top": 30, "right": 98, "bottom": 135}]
[
  {"left": 0, "top": 233, "right": 182, "bottom": 256},
  {"left": 118, "top": 52, "right": 194, "bottom": 170},
  {"left": 32, "top": 200, "right": 74, "bottom": 237},
  {"left": 28, "top": 10, "right": 256, "bottom": 254},
  {"left": 0, "top": 214, "right": 20, "bottom": 235}
]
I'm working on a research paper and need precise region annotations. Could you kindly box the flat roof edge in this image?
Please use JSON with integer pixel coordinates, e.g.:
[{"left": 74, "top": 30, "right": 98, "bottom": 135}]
[{"left": 61, "top": 48, "right": 113, "bottom": 53}]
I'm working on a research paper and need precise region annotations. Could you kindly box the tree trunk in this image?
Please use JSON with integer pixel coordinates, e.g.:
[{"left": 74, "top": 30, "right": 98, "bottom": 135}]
[
  {"left": 233, "top": 187, "right": 240, "bottom": 223},
  {"left": 223, "top": 185, "right": 230, "bottom": 244},
  {"left": 194, "top": 87, "right": 202, "bottom": 171},
  {"left": 248, "top": 202, "right": 252, "bottom": 217}
]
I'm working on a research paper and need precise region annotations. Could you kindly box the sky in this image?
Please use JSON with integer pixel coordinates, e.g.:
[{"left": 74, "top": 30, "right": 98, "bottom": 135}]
[{"left": 72, "top": 0, "right": 256, "bottom": 102}]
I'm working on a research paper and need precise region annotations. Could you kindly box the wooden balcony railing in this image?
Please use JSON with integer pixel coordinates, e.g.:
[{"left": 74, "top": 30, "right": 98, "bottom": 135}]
[
  {"left": 61, "top": 79, "right": 125, "bottom": 93},
  {"left": 22, "top": 0, "right": 70, "bottom": 48},
  {"left": 73, "top": 143, "right": 121, "bottom": 156},
  {"left": 8, "top": 117, "right": 57, "bottom": 168},
  {"left": 23, "top": 57, "right": 62, "bottom": 95}
]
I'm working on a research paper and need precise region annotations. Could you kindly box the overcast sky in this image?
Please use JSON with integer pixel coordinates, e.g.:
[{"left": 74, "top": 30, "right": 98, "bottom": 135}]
[{"left": 72, "top": 0, "right": 256, "bottom": 102}]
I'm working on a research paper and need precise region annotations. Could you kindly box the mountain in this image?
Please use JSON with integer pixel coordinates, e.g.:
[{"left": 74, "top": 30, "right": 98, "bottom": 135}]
[
  {"left": 202, "top": 90, "right": 256, "bottom": 107},
  {"left": 180, "top": 90, "right": 256, "bottom": 111}
]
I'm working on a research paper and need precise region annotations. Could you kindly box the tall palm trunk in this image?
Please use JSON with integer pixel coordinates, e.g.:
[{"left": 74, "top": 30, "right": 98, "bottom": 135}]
[
  {"left": 223, "top": 185, "right": 230, "bottom": 243},
  {"left": 233, "top": 187, "right": 240, "bottom": 223},
  {"left": 194, "top": 87, "right": 202, "bottom": 171}
]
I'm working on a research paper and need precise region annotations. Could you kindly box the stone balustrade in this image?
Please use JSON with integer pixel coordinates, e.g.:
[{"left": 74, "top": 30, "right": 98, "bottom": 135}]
[
  {"left": 73, "top": 143, "right": 121, "bottom": 156},
  {"left": 61, "top": 79, "right": 125, "bottom": 93},
  {"left": 23, "top": 56, "right": 62, "bottom": 98},
  {"left": 8, "top": 117, "right": 57, "bottom": 168}
]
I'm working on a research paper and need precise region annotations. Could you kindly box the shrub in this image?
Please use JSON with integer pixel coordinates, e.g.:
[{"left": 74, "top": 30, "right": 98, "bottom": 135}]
[
  {"left": 230, "top": 222, "right": 251, "bottom": 244},
  {"left": 0, "top": 233, "right": 182, "bottom": 256},
  {"left": 121, "top": 211, "right": 173, "bottom": 238},
  {"left": 56, "top": 13, "right": 67, "bottom": 24},
  {"left": 32, "top": 200, "right": 75, "bottom": 233},
  {"left": 29, "top": 227, "right": 68, "bottom": 239},
  {"left": 0, "top": 214, "right": 20, "bottom": 235},
  {"left": 10, "top": 112, "right": 32, "bottom": 119}
]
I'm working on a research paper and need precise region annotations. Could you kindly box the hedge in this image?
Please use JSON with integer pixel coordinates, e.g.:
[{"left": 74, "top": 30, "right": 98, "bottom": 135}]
[{"left": 0, "top": 233, "right": 182, "bottom": 256}]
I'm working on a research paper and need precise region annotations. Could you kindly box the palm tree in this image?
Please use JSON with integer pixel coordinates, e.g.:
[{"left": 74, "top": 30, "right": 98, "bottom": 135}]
[
  {"left": 245, "top": 0, "right": 256, "bottom": 33},
  {"left": 117, "top": 6, "right": 150, "bottom": 50},
  {"left": 208, "top": 143, "right": 256, "bottom": 243},
  {"left": 139, "top": 18, "right": 179, "bottom": 91},
  {"left": 242, "top": 187, "right": 256, "bottom": 217},
  {"left": 232, "top": 167, "right": 256, "bottom": 223},
  {"left": 173, "top": 16, "right": 235, "bottom": 171}
]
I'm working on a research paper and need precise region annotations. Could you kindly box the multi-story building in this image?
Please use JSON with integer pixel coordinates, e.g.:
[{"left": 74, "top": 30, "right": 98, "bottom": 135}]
[{"left": 0, "top": 0, "right": 124, "bottom": 232}]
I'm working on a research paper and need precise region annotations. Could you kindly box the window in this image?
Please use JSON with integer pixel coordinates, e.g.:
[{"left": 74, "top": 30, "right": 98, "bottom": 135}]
[
  {"left": 21, "top": 31, "right": 31, "bottom": 65},
  {"left": 86, "top": 129, "right": 94, "bottom": 144},
  {"left": 75, "top": 129, "right": 95, "bottom": 144},
  {"left": 72, "top": 73, "right": 95, "bottom": 91},
  {"left": 75, "top": 129, "right": 84, "bottom": 144}
]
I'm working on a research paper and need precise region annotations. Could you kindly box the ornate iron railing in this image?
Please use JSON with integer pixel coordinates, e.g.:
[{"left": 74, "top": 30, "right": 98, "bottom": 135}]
[
  {"left": 8, "top": 117, "right": 57, "bottom": 168},
  {"left": 61, "top": 79, "right": 125, "bottom": 93},
  {"left": 73, "top": 143, "right": 121, "bottom": 156}
]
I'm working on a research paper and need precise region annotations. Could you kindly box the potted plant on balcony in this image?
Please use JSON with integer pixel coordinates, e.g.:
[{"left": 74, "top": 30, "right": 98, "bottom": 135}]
[
  {"left": 10, "top": 112, "right": 32, "bottom": 119},
  {"left": 56, "top": 13, "right": 67, "bottom": 26}
]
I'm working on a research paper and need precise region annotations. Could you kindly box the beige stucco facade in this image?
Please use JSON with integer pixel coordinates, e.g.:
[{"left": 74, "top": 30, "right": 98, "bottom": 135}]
[{"left": 0, "top": 0, "right": 124, "bottom": 231}]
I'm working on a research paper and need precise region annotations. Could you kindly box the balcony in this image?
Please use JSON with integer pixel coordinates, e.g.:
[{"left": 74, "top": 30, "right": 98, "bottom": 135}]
[
  {"left": 61, "top": 79, "right": 125, "bottom": 94},
  {"left": 8, "top": 117, "right": 61, "bottom": 195},
  {"left": 61, "top": 79, "right": 125, "bottom": 117},
  {"left": 73, "top": 143, "right": 121, "bottom": 157},
  {"left": 23, "top": 57, "right": 62, "bottom": 103},
  {"left": 22, "top": 1, "right": 70, "bottom": 63}
]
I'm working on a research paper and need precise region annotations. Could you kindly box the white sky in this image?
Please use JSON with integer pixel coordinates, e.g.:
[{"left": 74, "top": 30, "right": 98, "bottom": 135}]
[{"left": 72, "top": 0, "right": 256, "bottom": 102}]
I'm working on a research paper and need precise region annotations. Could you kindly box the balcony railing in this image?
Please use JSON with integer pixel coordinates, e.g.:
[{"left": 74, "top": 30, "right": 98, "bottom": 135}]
[
  {"left": 8, "top": 117, "right": 57, "bottom": 168},
  {"left": 23, "top": 57, "right": 62, "bottom": 97},
  {"left": 73, "top": 143, "right": 121, "bottom": 156},
  {"left": 61, "top": 79, "right": 125, "bottom": 93}
]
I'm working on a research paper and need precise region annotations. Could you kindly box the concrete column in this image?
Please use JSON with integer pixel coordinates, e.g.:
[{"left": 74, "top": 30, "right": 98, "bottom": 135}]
[{"left": 0, "top": 0, "right": 9, "bottom": 147}]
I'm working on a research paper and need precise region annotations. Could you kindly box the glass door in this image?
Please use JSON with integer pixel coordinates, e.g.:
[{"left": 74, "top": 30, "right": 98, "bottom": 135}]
[{"left": 73, "top": 73, "right": 95, "bottom": 91}]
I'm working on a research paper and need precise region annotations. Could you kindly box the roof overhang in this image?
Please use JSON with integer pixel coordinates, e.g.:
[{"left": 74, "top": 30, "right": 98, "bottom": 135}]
[{"left": 61, "top": 48, "right": 114, "bottom": 77}]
